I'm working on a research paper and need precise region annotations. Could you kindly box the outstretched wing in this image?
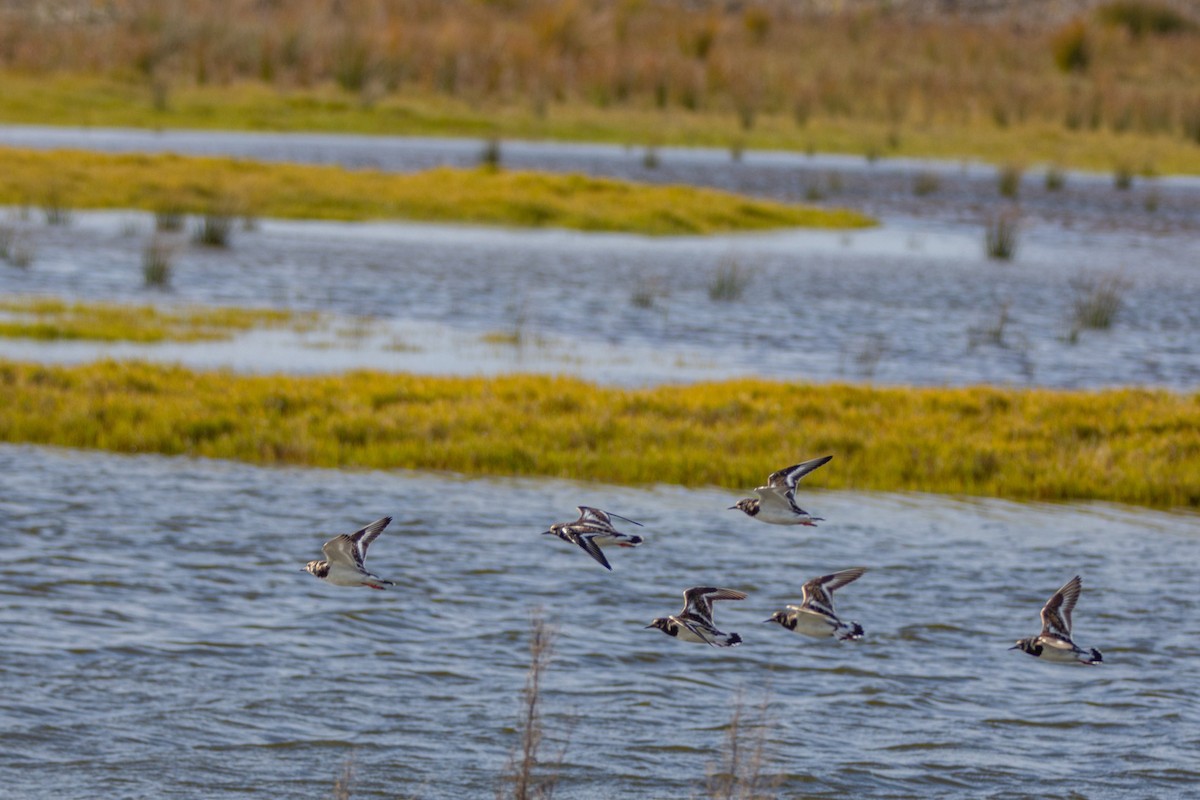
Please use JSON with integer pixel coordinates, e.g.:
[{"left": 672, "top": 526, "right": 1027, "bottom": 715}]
[
  {"left": 322, "top": 534, "right": 363, "bottom": 569},
  {"left": 681, "top": 587, "right": 748, "bottom": 622},
  {"left": 323, "top": 516, "right": 392, "bottom": 569},
  {"left": 350, "top": 517, "right": 392, "bottom": 560},
  {"left": 800, "top": 567, "right": 866, "bottom": 616},
  {"left": 764, "top": 455, "right": 833, "bottom": 490},
  {"left": 577, "top": 506, "right": 643, "bottom": 528},
  {"left": 571, "top": 533, "right": 613, "bottom": 571},
  {"left": 1040, "top": 575, "right": 1082, "bottom": 640}
]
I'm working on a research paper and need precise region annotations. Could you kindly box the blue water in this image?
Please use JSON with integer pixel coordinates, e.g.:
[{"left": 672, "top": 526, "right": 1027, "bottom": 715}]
[{"left": 1, "top": 444, "right": 1196, "bottom": 798}]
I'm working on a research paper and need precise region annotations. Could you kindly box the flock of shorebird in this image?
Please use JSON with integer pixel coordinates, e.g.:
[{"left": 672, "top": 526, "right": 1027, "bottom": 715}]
[{"left": 302, "top": 454, "right": 1104, "bottom": 665}]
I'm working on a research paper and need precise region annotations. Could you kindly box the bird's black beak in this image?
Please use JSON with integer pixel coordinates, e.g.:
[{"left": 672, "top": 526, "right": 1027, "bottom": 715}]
[
  {"left": 644, "top": 623, "right": 656, "bottom": 629},
  {"left": 762, "top": 618, "right": 776, "bottom": 624},
  {"left": 1007, "top": 644, "right": 1021, "bottom": 650},
  {"left": 727, "top": 505, "right": 738, "bottom": 510},
  {"left": 540, "top": 530, "right": 554, "bottom": 536}
]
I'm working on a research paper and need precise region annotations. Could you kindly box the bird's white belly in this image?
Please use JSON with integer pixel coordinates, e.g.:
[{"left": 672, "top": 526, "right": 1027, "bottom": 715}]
[
  {"left": 1037, "top": 641, "right": 1089, "bottom": 663},
  {"left": 789, "top": 611, "right": 837, "bottom": 638},
  {"left": 756, "top": 507, "right": 806, "bottom": 525},
  {"left": 323, "top": 565, "right": 367, "bottom": 586}
]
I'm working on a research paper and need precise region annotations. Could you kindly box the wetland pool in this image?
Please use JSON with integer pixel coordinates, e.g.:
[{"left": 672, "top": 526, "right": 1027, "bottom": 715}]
[{"left": 1, "top": 444, "right": 1197, "bottom": 798}]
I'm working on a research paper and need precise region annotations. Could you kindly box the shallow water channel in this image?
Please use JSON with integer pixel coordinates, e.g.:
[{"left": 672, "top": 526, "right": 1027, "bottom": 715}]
[{"left": 1, "top": 445, "right": 1197, "bottom": 798}]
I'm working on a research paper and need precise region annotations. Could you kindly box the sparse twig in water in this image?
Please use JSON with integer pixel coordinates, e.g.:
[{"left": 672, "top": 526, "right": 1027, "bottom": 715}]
[
  {"left": 332, "top": 755, "right": 356, "bottom": 800},
  {"left": 706, "top": 690, "right": 778, "bottom": 800},
  {"left": 501, "top": 611, "right": 562, "bottom": 800}
]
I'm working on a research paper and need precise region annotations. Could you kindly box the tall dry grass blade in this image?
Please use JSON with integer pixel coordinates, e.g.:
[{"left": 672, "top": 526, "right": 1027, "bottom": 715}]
[{"left": 501, "top": 612, "right": 562, "bottom": 800}]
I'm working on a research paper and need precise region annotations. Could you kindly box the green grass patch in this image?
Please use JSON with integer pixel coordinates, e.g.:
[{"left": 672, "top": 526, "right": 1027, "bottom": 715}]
[
  {"left": 3, "top": 73, "right": 1200, "bottom": 175},
  {"left": 0, "top": 297, "right": 315, "bottom": 343},
  {"left": 0, "top": 145, "right": 872, "bottom": 235},
  {"left": 0, "top": 359, "right": 1196, "bottom": 510}
]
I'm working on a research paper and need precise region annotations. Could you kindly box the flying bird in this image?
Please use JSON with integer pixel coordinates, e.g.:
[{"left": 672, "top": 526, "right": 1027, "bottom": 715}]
[
  {"left": 729, "top": 455, "right": 832, "bottom": 525},
  {"left": 302, "top": 516, "right": 395, "bottom": 590}
]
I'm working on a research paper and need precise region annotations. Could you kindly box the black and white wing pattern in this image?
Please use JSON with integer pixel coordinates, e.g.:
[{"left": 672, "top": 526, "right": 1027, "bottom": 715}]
[
  {"left": 681, "top": 586, "right": 748, "bottom": 623},
  {"left": 1040, "top": 575, "right": 1082, "bottom": 643},
  {"left": 799, "top": 567, "right": 866, "bottom": 616},
  {"left": 322, "top": 516, "right": 392, "bottom": 570},
  {"left": 572, "top": 532, "right": 613, "bottom": 571},
  {"left": 763, "top": 455, "right": 833, "bottom": 493},
  {"left": 576, "top": 506, "right": 643, "bottom": 528},
  {"left": 799, "top": 567, "right": 866, "bottom": 618}
]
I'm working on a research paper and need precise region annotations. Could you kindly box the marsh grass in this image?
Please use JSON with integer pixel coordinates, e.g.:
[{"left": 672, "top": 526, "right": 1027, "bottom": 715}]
[
  {"left": 1097, "top": 1, "right": 1196, "bottom": 37},
  {"left": 480, "top": 138, "right": 503, "bottom": 170},
  {"left": 3, "top": 361, "right": 1194, "bottom": 507},
  {"left": 984, "top": 211, "right": 1019, "bottom": 260},
  {"left": 41, "top": 186, "right": 71, "bottom": 226},
  {"left": 1045, "top": 165, "right": 1066, "bottom": 191},
  {"left": 155, "top": 207, "right": 187, "bottom": 232},
  {"left": 0, "top": 297, "right": 313, "bottom": 342},
  {"left": 1114, "top": 163, "right": 1134, "bottom": 190},
  {"left": 193, "top": 211, "right": 234, "bottom": 248},
  {"left": 0, "top": 147, "right": 872, "bottom": 236},
  {"left": 0, "top": 222, "right": 13, "bottom": 261},
  {"left": 708, "top": 259, "right": 752, "bottom": 302},
  {"left": 1, "top": 0, "right": 1200, "bottom": 172},
  {"left": 912, "top": 171, "right": 941, "bottom": 196},
  {"left": 142, "top": 237, "right": 176, "bottom": 289},
  {"left": 1069, "top": 272, "right": 1130, "bottom": 334},
  {"left": 631, "top": 276, "right": 667, "bottom": 309},
  {"left": 997, "top": 164, "right": 1023, "bottom": 199}
]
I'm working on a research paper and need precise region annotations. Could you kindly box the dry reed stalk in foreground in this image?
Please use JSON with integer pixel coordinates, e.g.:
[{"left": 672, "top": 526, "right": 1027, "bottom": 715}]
[
  {"left": 707, "top": 691, "right": 778, "bottom": 800},
  {"left": 501, "top": 612, "right": 563, "bottom": 800},
  {"left": 332, "top": 755, "right": 356, "bottom": 800}
]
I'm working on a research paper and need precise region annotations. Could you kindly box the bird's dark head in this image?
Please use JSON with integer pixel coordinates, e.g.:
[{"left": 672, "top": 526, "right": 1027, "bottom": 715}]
[
  {"left": 645, "top": 617, "right": 672, "bottom": 634},
  {"left": 542, "top": 524, "right": 564, "bottom": 538},
  {"left": 764, "top": 611, "right": 787, "bottom": 626},
  {"left": 729, "top": 499, "right": 758, "bottom": 516},
  {"left": 1010, "top": 637, "right": 1041, "bottom": 656},
  {"left": 303, "top": 560, "right": 328, "bottom": 578}
]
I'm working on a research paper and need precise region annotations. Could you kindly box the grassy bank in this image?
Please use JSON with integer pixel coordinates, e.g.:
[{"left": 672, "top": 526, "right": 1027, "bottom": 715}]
[
  {"left": 1, "top": 359, "right": 1196, "bottom": 509},
  {"left": 1, "top": 0, "right": 1199, "bottom": 173},
  {"left": 0, "top": 146, "right": 870, "bottom": 234},
  {"left": 3, "top": 74, "right": 1200, "bottom": 175},
  {"left": 0, "top": 296, "right": 317, "bottom": 343}
]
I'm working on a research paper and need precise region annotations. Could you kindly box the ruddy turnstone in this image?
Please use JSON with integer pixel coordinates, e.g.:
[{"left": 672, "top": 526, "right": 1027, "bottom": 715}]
[
  {"left": 542, "top": 505, "right": 644, "bottom": 571},
  {"left": 729, "top": 455, "right": 832, "bottom": 525},
  {"left": 765, "top": 567, "right": 866, "bottom": 641},
  {"left": 1010, "top": 575, "right": 1103, "bottom": 665},
  {"left": 302, "top": 516, "right": 395, "bottom": 590},
  {"left": 646, "top": 586, "right": 747, "bottom": 647}
]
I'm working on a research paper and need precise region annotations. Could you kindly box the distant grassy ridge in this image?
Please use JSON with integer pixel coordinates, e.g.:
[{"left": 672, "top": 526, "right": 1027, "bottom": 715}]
[
  {"left": 0, "top": 146, "right": 870, "bottom": 234},
  {"left": 1, "top": 360, "right": 1196, "bottom": 509},
  {"left": 2, "top": 74, "right": 1200, "bottom": 175},
  {"left": 0, "top": 0, "right": 1198, "bottom": 172},
  {"left": 0, "top": 296, "right": 316, "bottom": 343}
]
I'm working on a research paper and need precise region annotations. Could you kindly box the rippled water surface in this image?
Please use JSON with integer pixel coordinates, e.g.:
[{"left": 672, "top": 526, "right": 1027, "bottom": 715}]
[{"left": 2, "top": 445, "right": 1197, "bottom": 798}]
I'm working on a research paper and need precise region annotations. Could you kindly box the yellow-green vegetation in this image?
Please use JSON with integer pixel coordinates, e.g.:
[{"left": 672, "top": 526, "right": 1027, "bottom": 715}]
[
  {"left": 0, "top": 1, "right": 1199, "bottom": 172},
  {"left": 0, "top": 146, "right": 870, "bottom": 234},
  {"left": 1, "top": 360, "right": 1196, "bottom": 510},
  {"left": 0, "top": 296, "right": 315, "bottom": 343}
]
